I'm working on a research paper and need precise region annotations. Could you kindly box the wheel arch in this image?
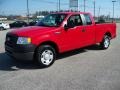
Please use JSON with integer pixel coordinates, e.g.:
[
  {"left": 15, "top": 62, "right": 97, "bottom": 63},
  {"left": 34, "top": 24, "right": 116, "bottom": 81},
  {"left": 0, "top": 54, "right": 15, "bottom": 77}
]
[
  {"left": 104, "top": 32, "right": 112, "bottom": 38},
  {"left": 35, "top": 41, "right": 60, "bottom": 55}
]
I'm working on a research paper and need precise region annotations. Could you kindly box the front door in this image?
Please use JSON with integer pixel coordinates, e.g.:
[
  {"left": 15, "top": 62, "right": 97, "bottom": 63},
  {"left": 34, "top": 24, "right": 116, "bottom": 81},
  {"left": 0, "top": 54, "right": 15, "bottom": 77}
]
[{"left": 62, "top": 14, "right": 85, "bottom": 51}]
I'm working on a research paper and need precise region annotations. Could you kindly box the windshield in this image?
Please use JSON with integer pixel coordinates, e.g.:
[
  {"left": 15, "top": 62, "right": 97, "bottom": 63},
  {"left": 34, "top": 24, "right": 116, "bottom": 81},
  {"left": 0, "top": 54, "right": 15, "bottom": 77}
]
[{"left": 36, "top": 14, "right": 67, "bottom": 27}]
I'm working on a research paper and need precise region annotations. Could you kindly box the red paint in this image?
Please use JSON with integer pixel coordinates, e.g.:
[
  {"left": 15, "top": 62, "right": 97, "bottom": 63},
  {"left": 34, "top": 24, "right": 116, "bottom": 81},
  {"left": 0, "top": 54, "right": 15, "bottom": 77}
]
[{"left": 10, "top": 12, "right": 116, "bottom": 53}]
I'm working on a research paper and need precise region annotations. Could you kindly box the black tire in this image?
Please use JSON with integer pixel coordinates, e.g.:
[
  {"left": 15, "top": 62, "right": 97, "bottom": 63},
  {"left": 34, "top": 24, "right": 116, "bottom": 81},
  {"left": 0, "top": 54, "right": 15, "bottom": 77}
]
[
  {"left": 100, "top": 35, "right": 111, "bottom": 49},
  {"left": 35, "top": 45, "right": 56, "bottom": 67},
  {"left": 22, "top": 25, "right": 26, "bottom": 27},
  {"left": 0, "top": 27, "right": 4, "bottom": 31}
]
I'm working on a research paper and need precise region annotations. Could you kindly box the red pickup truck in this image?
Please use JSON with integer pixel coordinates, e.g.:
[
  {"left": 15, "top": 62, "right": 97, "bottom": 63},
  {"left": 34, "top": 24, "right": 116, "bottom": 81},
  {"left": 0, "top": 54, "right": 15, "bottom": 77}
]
[{"left": 5, "top": 12, "right": 116, "bottom": 67}]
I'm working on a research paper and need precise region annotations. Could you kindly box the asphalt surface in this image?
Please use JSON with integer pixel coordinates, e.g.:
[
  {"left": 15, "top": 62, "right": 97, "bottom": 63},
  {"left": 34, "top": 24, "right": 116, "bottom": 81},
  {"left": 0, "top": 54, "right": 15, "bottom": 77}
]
[{"left": 0, "top": 24, "right": 120, "bottom": 90}]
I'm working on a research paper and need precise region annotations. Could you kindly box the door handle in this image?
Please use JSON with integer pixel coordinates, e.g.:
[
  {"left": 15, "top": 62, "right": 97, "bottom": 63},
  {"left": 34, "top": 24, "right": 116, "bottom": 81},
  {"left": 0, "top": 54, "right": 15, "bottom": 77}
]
[
  {"left": 82, "top": 28, "right": 86, "bottom": 32},
  {"left": 54, "top": 31, "right": 61, "bottom": 34}
]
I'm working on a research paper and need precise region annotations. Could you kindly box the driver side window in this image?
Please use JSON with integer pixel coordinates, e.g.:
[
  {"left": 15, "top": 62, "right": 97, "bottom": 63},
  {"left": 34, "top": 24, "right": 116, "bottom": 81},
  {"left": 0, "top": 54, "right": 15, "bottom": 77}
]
[{"left": 67, "top": 14, "right": 83, "bottom": 28}]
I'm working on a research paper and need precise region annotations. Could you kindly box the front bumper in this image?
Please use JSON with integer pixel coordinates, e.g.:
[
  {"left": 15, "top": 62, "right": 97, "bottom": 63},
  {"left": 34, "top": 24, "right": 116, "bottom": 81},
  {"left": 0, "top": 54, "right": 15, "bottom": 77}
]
[{"left": 5, "top": 43, "right": 36, "bottom": 61}]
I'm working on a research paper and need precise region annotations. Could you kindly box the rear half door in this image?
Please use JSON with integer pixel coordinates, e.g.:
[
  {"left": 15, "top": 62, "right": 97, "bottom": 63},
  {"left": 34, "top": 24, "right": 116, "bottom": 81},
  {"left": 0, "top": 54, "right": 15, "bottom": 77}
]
[{"left": 81, "top": 14, "right": 95, "bottom": 46}]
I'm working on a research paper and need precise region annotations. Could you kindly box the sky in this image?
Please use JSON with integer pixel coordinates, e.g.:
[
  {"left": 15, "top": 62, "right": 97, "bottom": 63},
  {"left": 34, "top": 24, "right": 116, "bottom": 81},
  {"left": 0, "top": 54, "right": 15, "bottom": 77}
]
[{"left": 0, "top": 0, "right": 120, "bottom": 18}]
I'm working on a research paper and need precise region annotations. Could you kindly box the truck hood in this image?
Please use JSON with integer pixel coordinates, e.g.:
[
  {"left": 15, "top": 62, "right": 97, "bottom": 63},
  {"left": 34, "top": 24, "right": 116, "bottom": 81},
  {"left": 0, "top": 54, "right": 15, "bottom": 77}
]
[{"left": 11, "top": 26, "right": 57, "bottom": 37}]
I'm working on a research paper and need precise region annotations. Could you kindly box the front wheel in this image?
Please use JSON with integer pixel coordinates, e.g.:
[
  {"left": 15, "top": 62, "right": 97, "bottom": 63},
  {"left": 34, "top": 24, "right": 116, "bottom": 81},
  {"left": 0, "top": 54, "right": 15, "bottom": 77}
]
[
  {"left": 35, "top": 45, "right": 56, "bottom": 67},
  {"left": 100, "top": 35, "right": 111, "bottom": 49}
]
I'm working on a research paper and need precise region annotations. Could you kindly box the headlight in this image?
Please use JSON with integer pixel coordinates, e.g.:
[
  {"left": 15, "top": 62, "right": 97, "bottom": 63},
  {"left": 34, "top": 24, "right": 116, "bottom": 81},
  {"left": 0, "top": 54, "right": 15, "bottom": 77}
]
[{"left": 17, "top": 37, "right": 31, "bottom": 44}]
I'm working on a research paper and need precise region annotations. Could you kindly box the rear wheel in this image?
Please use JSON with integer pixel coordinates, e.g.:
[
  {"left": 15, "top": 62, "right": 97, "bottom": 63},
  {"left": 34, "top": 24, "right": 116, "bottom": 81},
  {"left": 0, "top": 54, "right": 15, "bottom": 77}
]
[
  {"left": 100, "top": 35, "right": 111, "bottom": 49},
  {"left": 35, "top": 45, "right": 56, "bottom": 67}
]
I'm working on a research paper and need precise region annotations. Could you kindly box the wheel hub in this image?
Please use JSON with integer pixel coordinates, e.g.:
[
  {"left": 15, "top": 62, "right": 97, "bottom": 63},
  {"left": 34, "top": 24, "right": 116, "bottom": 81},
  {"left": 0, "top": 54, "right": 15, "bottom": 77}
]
[
  {"left": 44, "top": 54, "right": 50, "bottom": 60},
  {"left": 41, "top": 50, "right": 53, "bottom": 65},
  {"left": 104, "top": 38, "right": 109, "bottom": 48}
]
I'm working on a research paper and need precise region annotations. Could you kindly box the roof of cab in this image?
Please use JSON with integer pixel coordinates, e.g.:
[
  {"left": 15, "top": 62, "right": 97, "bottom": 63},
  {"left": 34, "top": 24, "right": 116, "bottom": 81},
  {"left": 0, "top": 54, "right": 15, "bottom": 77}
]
[{"left": 53, "top": 12, "right": 90, "bottom": 15}]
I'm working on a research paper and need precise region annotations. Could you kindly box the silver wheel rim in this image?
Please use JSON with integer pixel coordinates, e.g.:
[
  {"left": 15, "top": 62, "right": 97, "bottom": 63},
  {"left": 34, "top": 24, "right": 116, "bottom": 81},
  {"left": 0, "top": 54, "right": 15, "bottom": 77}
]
[
  {"left": 104, "top": 37, "right": 110, "bottom": 48},
  {"left": 41, "top": 50, "right": 54, "bottom": 65}
]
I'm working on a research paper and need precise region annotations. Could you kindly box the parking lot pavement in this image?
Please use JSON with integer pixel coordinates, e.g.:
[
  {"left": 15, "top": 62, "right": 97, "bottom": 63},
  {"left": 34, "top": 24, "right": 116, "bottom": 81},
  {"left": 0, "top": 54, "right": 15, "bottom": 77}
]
[{"left": 0, "top": 24, "right": 120, "bottom": 90}]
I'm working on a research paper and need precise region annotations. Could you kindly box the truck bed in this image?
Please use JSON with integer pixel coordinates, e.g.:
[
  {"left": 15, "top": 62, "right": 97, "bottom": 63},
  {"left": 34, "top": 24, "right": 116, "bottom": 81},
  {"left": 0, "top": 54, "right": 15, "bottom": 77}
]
[{"left": 95, "top": 22, "right": 116, "bottom": 43}]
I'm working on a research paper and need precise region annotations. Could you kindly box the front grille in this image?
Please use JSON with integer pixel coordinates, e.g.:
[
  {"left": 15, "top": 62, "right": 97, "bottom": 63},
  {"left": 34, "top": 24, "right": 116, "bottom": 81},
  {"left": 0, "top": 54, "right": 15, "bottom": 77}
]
[{"left": 6, "top": 33, "right": 18, "bottom": 47}]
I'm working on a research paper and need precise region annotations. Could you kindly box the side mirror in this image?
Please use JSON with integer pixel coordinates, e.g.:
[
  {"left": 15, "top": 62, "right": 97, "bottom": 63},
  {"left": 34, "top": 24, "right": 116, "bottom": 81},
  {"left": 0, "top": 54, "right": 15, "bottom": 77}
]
[{"left": 64, "top": 24, "right": 69, "bottom": 30}]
